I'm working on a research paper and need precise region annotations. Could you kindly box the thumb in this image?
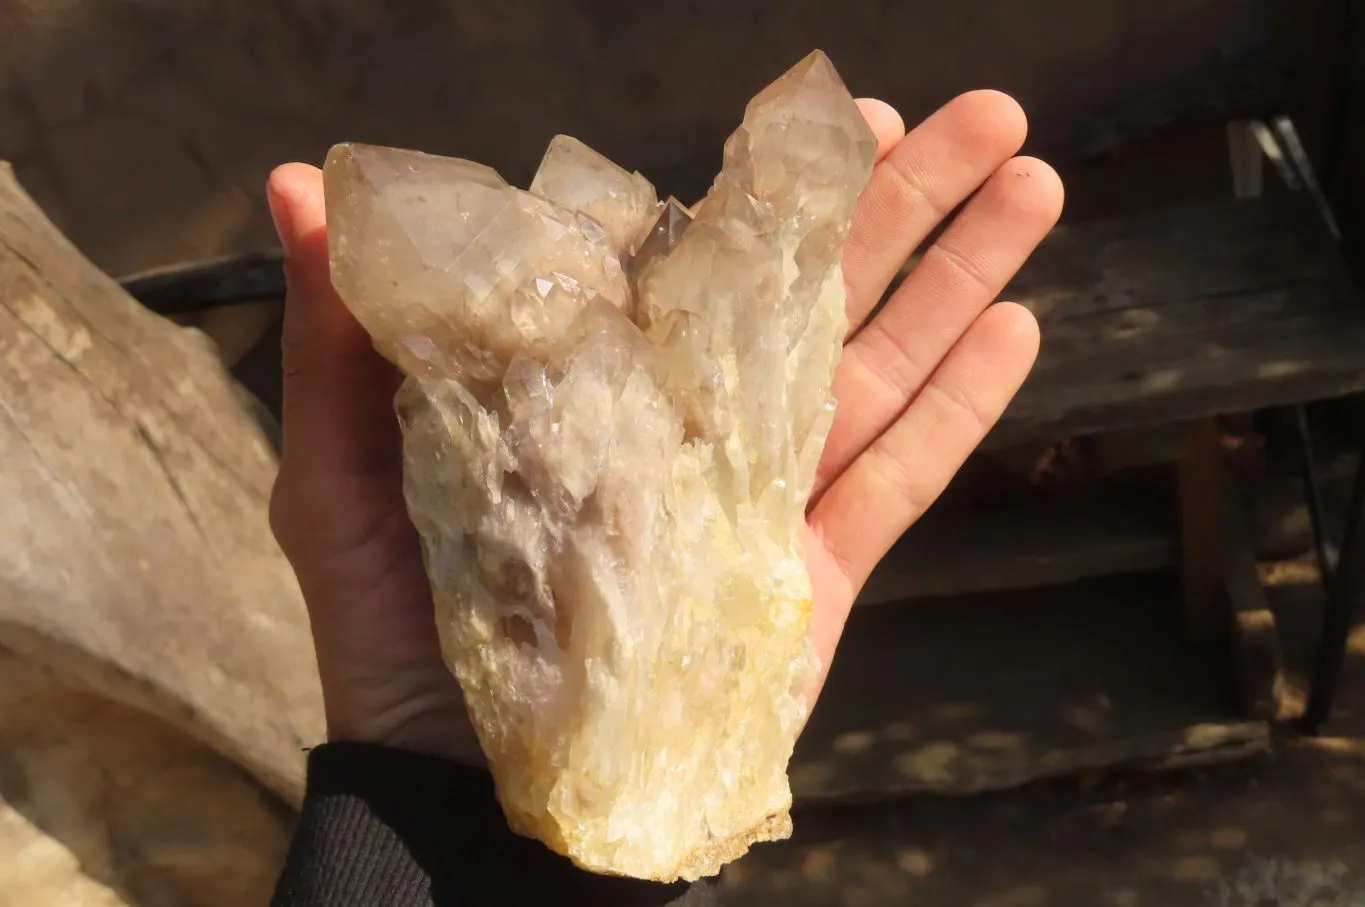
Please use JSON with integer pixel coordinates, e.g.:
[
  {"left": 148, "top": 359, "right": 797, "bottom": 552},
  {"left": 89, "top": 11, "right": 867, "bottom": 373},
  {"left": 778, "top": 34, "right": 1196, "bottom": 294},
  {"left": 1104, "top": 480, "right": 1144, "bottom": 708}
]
[{"left": 266, "top": 163, "right": 401, "bottom": 480}]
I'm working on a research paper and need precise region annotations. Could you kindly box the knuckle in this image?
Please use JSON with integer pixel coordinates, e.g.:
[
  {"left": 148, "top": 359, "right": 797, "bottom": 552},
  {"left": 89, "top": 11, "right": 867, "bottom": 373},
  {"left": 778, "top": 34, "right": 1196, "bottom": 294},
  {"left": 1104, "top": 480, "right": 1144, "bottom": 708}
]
[
  {"left": 925, "top": 239, "right": 994, "bottom": 298},
  {"left": 864, "top": 444, "right": 932, "bottom": 527},
  {"left": 879, "top": 149, "right": 944, "bottom": 227},
  {"left": 855, "top": 320, "right": 925, "bottom": 398},
  {"left": 923, "top": 376, "right": 991, "bottom": 438}
]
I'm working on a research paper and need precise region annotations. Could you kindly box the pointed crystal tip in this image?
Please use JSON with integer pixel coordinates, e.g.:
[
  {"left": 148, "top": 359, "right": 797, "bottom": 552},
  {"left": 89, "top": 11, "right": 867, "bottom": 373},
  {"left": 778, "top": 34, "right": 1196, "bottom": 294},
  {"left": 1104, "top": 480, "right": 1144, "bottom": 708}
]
[
  {"left": 735, "top": 49, "right": 877, "bottom": 201},
  {"left": 748, "top": 49, "right": 845, "bottom": 110},
  {"left": 626, "top": 197, "right": 693, "bottom": 282},
  {"left": 529, "top": 134, "right": 659, "bottom": 253}
]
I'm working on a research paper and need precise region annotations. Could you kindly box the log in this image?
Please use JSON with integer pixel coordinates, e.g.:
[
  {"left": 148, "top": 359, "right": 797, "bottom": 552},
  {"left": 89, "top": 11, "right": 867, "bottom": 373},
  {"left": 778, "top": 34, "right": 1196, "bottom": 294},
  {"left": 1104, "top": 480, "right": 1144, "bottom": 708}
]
[{"left": 0, "top": 162, "right": 322, "bottom": 807}]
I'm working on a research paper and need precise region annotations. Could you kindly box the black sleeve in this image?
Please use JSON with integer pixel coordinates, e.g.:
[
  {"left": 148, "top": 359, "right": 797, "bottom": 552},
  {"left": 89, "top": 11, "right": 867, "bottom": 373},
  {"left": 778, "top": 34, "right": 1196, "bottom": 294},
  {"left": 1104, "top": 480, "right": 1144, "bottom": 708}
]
[{"left": 270, "top": 741, "right": 720, "bottom": 907}]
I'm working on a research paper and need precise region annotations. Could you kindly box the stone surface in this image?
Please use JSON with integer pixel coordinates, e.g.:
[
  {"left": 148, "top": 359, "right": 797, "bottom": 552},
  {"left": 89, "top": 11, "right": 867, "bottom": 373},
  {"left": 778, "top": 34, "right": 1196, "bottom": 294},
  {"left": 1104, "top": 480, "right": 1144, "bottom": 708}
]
[{"left": 323, "top": 50, "right": 875, "bottom": 881}]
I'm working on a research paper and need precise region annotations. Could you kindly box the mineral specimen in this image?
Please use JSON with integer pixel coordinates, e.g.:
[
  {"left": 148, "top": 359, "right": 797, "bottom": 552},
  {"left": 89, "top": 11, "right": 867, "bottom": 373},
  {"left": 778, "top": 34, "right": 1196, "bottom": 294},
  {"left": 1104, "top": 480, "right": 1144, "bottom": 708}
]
[{"left": 322, "top": 50, "right": 876, "bottom": 881}]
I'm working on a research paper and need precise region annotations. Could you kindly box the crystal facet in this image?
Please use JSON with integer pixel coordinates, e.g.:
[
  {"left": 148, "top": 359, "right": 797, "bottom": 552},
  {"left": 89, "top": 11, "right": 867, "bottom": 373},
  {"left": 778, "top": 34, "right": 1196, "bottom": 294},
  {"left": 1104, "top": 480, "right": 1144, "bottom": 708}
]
[{"left": 323, "top": 50, "right": 876, "bottom": 882}]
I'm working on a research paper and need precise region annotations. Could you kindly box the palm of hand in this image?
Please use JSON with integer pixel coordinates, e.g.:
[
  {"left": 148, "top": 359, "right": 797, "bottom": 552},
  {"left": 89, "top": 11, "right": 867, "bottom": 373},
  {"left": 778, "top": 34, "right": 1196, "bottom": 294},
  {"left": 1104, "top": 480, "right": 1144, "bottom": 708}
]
[{"left": 267, "top": 92, "right": 1063, "bottom": 758}]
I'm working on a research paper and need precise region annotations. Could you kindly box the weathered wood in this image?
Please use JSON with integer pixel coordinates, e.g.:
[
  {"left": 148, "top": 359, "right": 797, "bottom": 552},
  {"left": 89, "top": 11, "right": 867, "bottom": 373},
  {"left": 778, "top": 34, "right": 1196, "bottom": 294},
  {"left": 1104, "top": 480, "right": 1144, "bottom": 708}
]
[
  {"left": 865, "top": 447, "right": 1360, "bottom": 604},
  {"left": 861, "top": 469, "right": 1177, "bottom": 604},
  {"left": 860, "top": 504, "right": 1175, "bottom": 604},
  {"left": 990, "top": 196, "right": 1365, "bottom": 445},
  {"left": 0, "top": 163, "right": 323, "bottom": 804},
  {"left": 1180, "top": 419, "right": 1226, "bottom": 639}
]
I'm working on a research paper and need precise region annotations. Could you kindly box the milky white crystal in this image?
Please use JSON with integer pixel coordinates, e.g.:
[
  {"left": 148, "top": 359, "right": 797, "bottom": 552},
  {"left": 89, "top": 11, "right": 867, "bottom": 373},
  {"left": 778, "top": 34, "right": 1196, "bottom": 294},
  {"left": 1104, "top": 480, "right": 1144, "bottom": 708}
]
[{"left": 323, "top": 50, "right": 876, "bottom": 881}]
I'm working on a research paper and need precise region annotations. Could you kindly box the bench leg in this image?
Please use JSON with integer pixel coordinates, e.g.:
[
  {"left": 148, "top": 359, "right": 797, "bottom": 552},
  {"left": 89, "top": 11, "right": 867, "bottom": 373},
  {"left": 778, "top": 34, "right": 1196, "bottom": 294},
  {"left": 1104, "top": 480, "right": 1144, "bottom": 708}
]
[
  {"left": 1303, "top": 444, "right": 1365, "bottom": 733},
  {"left": 1179, "top": 417, "right": 1224, "bottom": 640},
  {"left": 1294, "top": 405, "right": 1338, "bottom": 584}
]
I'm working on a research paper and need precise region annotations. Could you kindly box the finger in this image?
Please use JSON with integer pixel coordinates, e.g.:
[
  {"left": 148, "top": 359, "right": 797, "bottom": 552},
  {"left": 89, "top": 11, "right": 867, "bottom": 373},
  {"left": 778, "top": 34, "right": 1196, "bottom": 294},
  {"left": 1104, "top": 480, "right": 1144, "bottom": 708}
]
[
  {"left": 817, "top": 156, "right": 1063, "bottom": 494},
  {"left": 267, "top": 163, "right": 401, "bottom": 481},
  {"left": 843, "top": 90, "right": 1028, "bottom": 331},
  {"left": 855, "top": 98, "right": 906, "bottom": 162},
  {"left": 809, "top": 302, "right": 1040, "bottom": 617}
]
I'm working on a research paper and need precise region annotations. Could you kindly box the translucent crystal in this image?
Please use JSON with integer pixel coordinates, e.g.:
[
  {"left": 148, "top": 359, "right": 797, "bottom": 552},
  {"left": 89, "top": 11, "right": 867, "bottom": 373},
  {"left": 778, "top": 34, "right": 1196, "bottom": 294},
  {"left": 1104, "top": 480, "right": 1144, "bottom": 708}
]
[
  {"left": 528, "top": 134, "right": 660, "bottom": 255},
  {"left": 323, "top": 50, "right": 876, "bottom": 882}
]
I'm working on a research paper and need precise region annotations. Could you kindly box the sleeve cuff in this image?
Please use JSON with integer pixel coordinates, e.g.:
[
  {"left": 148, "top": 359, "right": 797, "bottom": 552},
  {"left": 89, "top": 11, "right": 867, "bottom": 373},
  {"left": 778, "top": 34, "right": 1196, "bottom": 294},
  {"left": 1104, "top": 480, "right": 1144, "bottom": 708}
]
[
  {"left": 270, "top": 741, "right": 497, "bottom": 906},
  {"left": 271, "top": 741, "right": 709, "bottom": 906}
]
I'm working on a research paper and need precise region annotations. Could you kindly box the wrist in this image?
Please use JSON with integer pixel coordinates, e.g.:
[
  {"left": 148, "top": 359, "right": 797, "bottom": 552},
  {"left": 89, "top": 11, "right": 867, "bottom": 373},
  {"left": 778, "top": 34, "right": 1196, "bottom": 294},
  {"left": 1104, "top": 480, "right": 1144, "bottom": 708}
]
[{"left": 323, "top": 693, "right": 486, "bottom": 767}]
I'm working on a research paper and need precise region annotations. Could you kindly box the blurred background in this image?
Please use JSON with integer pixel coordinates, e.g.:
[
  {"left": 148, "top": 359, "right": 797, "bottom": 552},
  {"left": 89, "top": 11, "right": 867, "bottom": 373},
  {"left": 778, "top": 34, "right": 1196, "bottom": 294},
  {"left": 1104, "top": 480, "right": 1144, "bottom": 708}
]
[{"left": 6, "top": 1, "right": 1365, "bottom": 905}]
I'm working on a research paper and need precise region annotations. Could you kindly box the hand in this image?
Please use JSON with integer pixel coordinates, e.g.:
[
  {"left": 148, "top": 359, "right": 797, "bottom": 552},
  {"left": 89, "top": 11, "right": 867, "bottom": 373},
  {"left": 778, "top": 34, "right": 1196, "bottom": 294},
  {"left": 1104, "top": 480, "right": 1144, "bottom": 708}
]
[
  {"left": 265, "top": 91, "right": 1062, "bottom": 760},
  {"left": 804, "top": 93, "right": 1062, "bottom": 694}
]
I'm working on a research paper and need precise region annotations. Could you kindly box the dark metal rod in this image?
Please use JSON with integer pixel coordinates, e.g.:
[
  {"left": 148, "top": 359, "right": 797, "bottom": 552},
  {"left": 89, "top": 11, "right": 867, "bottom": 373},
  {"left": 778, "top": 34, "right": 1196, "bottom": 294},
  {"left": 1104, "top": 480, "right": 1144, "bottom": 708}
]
[
  {"left": 118, "top": 251, "right": 287, "bottom": 315},
  {"left": 1295, "top": 404, "right": 1338, "bottom": 588},
  {"left": 1303, "top": 442, "right": 1365, "bottom": 733}
]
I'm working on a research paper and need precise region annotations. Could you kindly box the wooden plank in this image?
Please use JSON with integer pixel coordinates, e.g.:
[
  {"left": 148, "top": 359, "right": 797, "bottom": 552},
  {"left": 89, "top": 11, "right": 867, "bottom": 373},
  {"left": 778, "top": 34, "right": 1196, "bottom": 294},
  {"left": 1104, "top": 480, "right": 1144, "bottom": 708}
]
[
  {"left": 860, "top": 505, "right": 1174, "bottom": 604},
  {"left": 861, "top": 470, "right": 1177, "bottom": 604},
  {"left": 1005, "top": 196, "right": 1346, "bottom": 323},
  {"left": 865, "top": 437, "right": 1362, "bottom": 603},
  {"left": 989, "top": 196, "right": 1365, "bottom": 445},
  {"left": 794, "top": 574, "right": 1270, "bottom": 802}
]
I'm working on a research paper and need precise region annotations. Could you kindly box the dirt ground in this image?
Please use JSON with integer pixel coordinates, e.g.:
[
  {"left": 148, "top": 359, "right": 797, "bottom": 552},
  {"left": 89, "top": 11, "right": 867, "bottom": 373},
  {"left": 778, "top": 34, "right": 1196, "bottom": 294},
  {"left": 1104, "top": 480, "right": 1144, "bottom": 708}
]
[
  {"left": 721, "top": 737, "right": 1365, "bottom": 907},
  {"left": 708, "top": 576, "right": 1365, "bottom": 907}
]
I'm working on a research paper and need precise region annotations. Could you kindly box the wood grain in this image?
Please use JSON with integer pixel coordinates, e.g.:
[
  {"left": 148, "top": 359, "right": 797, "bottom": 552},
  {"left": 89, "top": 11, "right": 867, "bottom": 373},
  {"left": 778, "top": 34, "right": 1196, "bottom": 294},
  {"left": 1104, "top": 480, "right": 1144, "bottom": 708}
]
[
  {"left": 0, "top": 163, "right": 322, "bottom": 805},
  {"left": 991, "top": 196, "right": 1365, "bottom": 445}
]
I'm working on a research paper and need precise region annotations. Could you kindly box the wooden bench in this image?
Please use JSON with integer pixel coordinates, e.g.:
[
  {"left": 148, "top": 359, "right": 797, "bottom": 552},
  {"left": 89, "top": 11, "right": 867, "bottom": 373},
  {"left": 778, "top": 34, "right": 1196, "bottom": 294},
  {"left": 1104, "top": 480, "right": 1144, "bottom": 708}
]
[{"left": 869, "top": 192, "right": 1365, "bottom": 591}]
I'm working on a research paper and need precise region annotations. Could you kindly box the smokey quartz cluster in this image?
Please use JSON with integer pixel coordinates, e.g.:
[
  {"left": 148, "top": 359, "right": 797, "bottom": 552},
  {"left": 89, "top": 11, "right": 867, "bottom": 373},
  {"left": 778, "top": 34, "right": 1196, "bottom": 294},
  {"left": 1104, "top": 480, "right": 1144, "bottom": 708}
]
[{"left": 322, "top": 51, "right": 876, "bottom": 881}]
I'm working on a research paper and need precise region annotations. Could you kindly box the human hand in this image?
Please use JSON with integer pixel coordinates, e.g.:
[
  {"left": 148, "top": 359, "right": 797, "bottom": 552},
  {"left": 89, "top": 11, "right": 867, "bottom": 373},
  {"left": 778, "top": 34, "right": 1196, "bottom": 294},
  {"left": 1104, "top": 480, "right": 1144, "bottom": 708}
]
[
  {"left": 803, "top": 92, "right": 1062, "bottom": 696},
  {"left": 264, "top": 91, "right": 1061, "bottom": 760}
]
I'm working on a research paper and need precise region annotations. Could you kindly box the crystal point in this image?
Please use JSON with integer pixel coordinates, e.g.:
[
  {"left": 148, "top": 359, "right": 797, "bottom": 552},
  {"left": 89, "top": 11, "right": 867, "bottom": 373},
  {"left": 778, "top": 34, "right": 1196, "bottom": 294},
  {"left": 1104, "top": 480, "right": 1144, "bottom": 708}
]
[
  {"left": 626, "top": 198, "right": 692, "bottom": 284},
  {"left": 323, "top": 51, "right": 876, "bottom": 882},
  {"left": 529, "top": 134, "right": 660, "bottom": 254}
]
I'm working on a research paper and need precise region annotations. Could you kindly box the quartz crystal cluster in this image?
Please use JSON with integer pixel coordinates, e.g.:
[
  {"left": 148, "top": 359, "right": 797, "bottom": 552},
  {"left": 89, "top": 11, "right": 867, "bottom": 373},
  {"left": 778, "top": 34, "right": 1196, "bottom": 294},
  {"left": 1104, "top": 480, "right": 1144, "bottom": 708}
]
[{"left": 322, "top": 50, "right": 876, "bottom": 881}]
